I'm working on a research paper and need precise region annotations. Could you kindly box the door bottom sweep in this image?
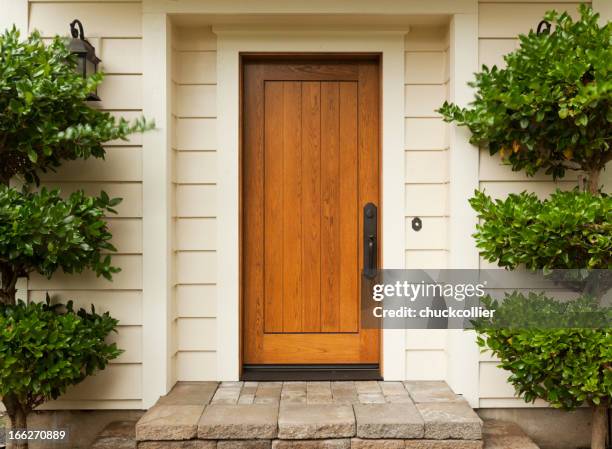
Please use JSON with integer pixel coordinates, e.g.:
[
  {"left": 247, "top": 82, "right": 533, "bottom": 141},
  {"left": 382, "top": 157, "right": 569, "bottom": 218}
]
[{"left": 242, "top": 364, "right": 381, "bottom": 381}]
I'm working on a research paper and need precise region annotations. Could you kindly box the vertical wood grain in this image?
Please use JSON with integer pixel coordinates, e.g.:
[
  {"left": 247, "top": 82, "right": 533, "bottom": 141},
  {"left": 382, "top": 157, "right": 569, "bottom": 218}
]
[
  {"left": 243, "top": 64, "right": 265, "bottom": 357},
  {"left": 358, "top": 62, "right": 381, "bottom": 361},
  {"left": 320, "top": 82, "right": 341, "bottom": 332},
  {"left": 338, "top": 82, "right": 359, "bottom": 333},
  {"left": 281, "top": 82, "right": 303, "bottom": 332},
  {"left": 301, "top": 81, "right": 322, "bottom": 333},
  {"left": 264, "top": 81, "right": 284, "bottom": 333}
]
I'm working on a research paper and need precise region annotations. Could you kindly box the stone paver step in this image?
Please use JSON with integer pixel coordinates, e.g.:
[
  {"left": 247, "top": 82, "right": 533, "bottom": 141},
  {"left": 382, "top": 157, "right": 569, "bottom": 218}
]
[
  {"left": 354, "top": 403, "right": 424, "bottom": 438},
  {"left": 278, "top": 404, "right": 355, "bottom": 439},
  {"left": 132, "top": 381, "right": 484, "bottom": 445},
  {"left": 198, "top": 404, "right": 279, "bottom": 439},
  {"left": 94, "top": 417, "right": 541, "bottom": 449}
]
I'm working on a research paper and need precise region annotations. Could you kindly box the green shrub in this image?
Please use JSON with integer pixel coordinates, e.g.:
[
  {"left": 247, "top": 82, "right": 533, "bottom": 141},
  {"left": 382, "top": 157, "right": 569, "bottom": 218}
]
[
  {"left": 473, "top": 294, "right": 612, "bottom": 409},
  {"left": 473, "top": 292, "right": 612, "bottom": 330},
  {"left": 470, "top": 189, "right": 612, "bottom": 270},
  {"left": 439, "top": 5, "right": 611, "bottom": 191},
  {"left": 0, "top": 298, "right": 121, "bottom": 414},
  {"left": 0, "top": 26, "right": 151, "bottom": 448},
  {"left": 440, "top": 6, "right": 611, "bottom": 448},
  {"left": 0, "top": 186, "right": 120, "bottom": 306},
  {"left": 0, "top": 27, "right": 152, "bottom": 185}
]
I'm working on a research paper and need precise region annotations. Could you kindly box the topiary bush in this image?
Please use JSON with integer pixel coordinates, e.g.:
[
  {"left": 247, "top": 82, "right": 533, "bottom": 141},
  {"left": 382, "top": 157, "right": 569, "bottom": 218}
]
[
  {"left": 474, "top": 306, "right": 612, "bottom": 408},
  {"left": 440, "top": 6, "right": 611, "bottom": 449},
  {"left": 439, "top": 5, "right": 611, "bottom": 193},
  {"left": 0, "top": 186, "right": 121, "bottom": 305},
  {"left": 0, "top": 299, "right": 122, "bottom": 436},
  {"left": 470, "top": 189, "right": 612, "bottom": 270},
  {"left": 0, "top": 26, "right": 152, "bottom": 449}
]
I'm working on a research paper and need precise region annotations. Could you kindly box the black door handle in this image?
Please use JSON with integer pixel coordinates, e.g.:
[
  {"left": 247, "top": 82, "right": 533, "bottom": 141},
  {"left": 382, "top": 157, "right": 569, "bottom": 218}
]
[{"left": 363, "top": 203, "right": 377, "bottom": 279}]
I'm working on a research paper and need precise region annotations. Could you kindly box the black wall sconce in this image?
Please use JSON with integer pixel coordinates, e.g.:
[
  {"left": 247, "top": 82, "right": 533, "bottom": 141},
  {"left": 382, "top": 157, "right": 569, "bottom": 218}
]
[
  {"left": 69, "top": 19, "right": 101, "bottom": 101},
  {"left": 536, "top": 20, "right": 552, "bottom": 35}
]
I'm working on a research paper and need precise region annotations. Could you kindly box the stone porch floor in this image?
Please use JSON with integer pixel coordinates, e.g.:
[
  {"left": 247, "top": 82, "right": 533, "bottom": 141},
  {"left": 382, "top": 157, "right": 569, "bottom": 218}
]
[{"left": 133, "top": 381, "right": 486, "bottom": 448}]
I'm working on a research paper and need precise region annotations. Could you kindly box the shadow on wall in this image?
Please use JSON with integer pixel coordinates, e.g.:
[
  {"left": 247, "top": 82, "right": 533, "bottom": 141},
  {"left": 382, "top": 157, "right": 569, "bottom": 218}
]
[
  {"left": 22, "top": 410, "right": 144, "bottom": 449},
  {"left": 478, "top": 408, "right": 592, "bottom": 449}
]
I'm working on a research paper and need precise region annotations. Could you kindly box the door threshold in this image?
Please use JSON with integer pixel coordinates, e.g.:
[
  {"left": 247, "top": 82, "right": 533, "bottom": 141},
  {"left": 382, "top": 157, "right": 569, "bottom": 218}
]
[{"left": 242, "top": 364, "right": 382, "bottom": 381}]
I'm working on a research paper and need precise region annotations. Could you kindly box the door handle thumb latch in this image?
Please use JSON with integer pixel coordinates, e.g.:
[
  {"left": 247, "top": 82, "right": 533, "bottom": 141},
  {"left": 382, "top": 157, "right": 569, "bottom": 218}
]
[{"left": 363, "top": 203, "right": 377, "bottom": 279}]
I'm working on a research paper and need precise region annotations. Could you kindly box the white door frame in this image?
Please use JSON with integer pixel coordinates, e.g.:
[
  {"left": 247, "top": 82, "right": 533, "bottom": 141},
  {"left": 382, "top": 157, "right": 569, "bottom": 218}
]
[{"left": 214, "top": 28, "right": 408, "bottom": 381}]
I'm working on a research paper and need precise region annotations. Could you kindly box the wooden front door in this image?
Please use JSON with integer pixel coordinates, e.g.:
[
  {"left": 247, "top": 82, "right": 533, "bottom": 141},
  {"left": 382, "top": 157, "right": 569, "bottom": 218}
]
[{"left": 242, "top": 57, "right": 380, "bottom": 365}]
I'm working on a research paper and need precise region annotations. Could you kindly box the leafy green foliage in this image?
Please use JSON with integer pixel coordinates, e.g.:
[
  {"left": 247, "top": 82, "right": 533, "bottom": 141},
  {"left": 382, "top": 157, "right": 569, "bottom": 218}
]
[
  {"left": 0, "top": 185, "right": 120, "bottom": 282},
  {"left": 0, "top": 26, "right": 152, "bottom": 440},
  {"left": 473, "top": 292, "right": 611, "bottom": 329},
  {"left": 0, "top": 27, "right": 153, "bottom": 184},
  {"left": 470, "top": 189, "right": 612, "bottom": 269},
  {"left": 0, "top": 298, "right": 121, "bottom": 411},
  {"left": 439, "top": 5, "right": 611, "bottom": 180},
  {"left": 473, "top": 293, "right": 612, "bottom": 409}
]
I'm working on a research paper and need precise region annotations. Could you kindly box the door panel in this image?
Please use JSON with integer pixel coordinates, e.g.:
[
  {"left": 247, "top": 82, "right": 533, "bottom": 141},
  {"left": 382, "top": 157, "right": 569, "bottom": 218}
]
[
  {"left": 243, "top": 59, "right": 380, "bottom": 365},
  {"left": 301, "top": 81, "right": 322, "bottom": 333}
]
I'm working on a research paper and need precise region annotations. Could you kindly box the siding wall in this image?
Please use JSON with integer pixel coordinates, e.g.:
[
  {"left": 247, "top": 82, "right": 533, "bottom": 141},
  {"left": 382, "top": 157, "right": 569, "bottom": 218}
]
[
  {"left": 403, "top": 26, "right": 450, "bottom": 381},
  {"left": 477, "top": 0, "right": 588, "bottom": 408},
  {"left": 171, "top": 27, "right": 218, "bottom": 381},
  {"left": 27, "top": 0, "right": 144, "bottom": 409}
]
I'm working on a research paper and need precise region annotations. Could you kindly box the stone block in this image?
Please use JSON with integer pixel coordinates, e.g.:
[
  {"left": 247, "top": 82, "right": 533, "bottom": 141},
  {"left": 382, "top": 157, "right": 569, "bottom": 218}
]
[
  {"left": 159, "top": 382, "right": 219, "bottom": 406},
  {"left": 351, "top": 438, "right": 405, "bottom": 448},
  {"left": 220, "top": 381, "right": 244, "bottom": 388},
  {"left": 355, "top": 381, "right": 381, "bottom": 394},
  {"left": 278, "top": 404, "right": 355, "bottom": 439},
  {"left": 404, "top": 441, "right": 483, "bottom": 449},
  {"left": 416, "top": 402, "right": 482, "bottom": 440},
  {"left": 272, "top": 439, "right": 351, "bottom": 449},
  {"left": 378, "top": 382, "right": 407, "bottom": 396},
  {"left": 136, "top": 405, "right": 204, "bottom": 441},
  {"left": 138, "top": 441, "right": 216, "bottom": 449},
  {"left": 238, "top": 393, "right": 256, "bottom": 405},
  {"left": 385, "top": 395, "right": 413, "bottom": 404},
  {"left": 198, "top": 404, "right": 278, "bottom": 439},
  {"left": 354, "top": 403, "right": 424, "bottom": 439},
  {"left": 91, "top": 437, "right": 135, "bottom": 449},
  {"left": 358, "top": 394, "right": 386, "bottom": 404},
  {"left": 217, "top": 440, "right": 271, "bottom": 449},
  {"left": 98, "top": 421, "right": 136, "bottom": 439},
  {"left": 403, "top": 382, "right": 461, "bottom": 403},
  {"left": 211, "top": 387, "right": 241, "bottom": 405}
]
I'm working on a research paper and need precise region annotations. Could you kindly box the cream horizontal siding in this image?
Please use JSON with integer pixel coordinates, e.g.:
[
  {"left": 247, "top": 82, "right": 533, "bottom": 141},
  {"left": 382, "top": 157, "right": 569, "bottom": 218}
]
[
  {"left": 29, "top": 2, "right": 142, "bottom": 37},
  {"left": 404, "top": 25, "right": 450, "bottom": 270},
  {"left": 172, "top": 26, "right": 218, "bottom": 381},
  {"left": 26, "top": 0, "right": 144, "bottom": 409},
  {"left": 404, "top": 26, "right": 450, "bottom": 382},
  {"left": 479, "top": 2, "right": 585, "bottom": 38},
  {"left": 476, "top": 0, "right": 589, "bottom": 408}
]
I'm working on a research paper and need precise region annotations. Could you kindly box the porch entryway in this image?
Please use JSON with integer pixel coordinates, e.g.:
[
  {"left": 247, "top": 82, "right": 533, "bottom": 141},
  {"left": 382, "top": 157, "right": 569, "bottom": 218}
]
[{"left": 131, "top": 381, "right": 485, "bottom": 448}]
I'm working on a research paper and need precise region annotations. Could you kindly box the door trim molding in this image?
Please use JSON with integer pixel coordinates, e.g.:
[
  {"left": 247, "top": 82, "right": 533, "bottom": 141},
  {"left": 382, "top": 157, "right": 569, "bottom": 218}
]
[{"left": 215, "top": 29, "right": 407, "bottom": 381}]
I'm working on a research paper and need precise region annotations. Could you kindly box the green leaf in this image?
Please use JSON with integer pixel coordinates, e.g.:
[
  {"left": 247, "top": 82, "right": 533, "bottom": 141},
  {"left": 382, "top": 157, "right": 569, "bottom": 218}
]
[
  {"left": 0, "top": 27, "right": 154, "bottom": 184},
  {"left": 437, "top": 5, "right": 611, "bottom": 179}
]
